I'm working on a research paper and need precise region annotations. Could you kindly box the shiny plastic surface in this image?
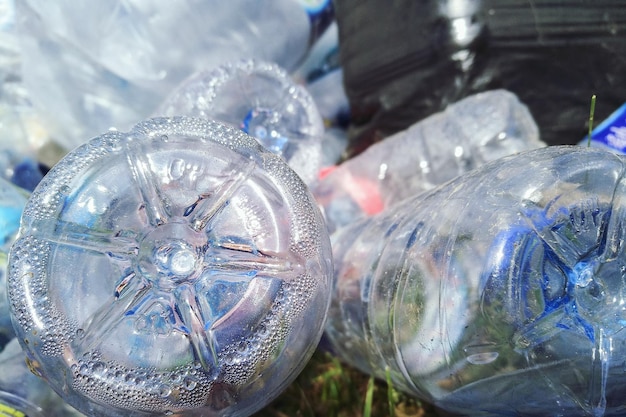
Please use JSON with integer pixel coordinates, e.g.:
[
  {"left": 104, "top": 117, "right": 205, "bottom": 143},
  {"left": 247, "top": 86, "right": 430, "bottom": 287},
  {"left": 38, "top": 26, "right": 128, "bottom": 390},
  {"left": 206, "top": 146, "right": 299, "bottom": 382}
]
[
  {"left": 312, "top": 89, "right": 545, "bottom": 233},
  {"left": 16, "top": 0, "right": 317, "bottom": 149},
  {"left": 8, "top": 117, "right": 333, "bottom": 416},
  {"left": 326, "top": 146, "right": 626, "bottom": 416},
  {"left": 0, "top": 338, "right": 85, "bottom": 417},
  {"left": 0, "top": 177, "right": 27, "bottom": 345},
  {"left": 158, "top": 60, "right": 324, "bottom": 185}
]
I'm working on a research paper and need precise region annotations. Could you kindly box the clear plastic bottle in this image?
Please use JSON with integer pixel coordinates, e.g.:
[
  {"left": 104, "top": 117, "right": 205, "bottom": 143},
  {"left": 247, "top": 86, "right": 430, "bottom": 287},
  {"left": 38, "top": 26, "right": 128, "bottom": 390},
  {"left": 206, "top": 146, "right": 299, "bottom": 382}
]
[
  {"left": 15, "top": 0, "right": 333, "bottom": 151},
  {"left": 0, "top": 177, "right": 27, "bottom": 346},
  {"left": 157, "top": 59, "right": 325, "bottom": 186},
  {"left": 7, "top": 116, "right": 333, "bottom": 417},
  {"left": 0, "top": 338, "right": 85, "bottom": 417},
  {"left": 325, "top": 145, "right": 626, "bottom": 416},
  {"left": 312, "top": 89, "right": 545, "bottom": 233}
]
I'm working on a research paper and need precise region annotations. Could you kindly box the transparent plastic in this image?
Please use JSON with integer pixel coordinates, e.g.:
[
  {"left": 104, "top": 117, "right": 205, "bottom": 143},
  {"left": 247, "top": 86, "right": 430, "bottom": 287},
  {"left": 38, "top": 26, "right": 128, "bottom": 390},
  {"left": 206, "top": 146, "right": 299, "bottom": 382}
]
[
  {"left": 0, "top": 338, "right": 47, "bottom": 417},
  {"left": 158, "top": 59, "right": 325, "bottom": 185},
  {"left": 312, "top": 89, "right": 545, "bottom": 233},
  {"left": 325, "top": 146, "right": 626, "bottom": 416},
  {"left": 8, "top": 117, "right": 333, "bottom": 417},
  {"left": 305, "top": 67, "right": 350, "bottom": 167},
  {"left": 0, "top": 338, "right": 85, "bottom": 417},
  {"left": 0, "top": 177, "right": 27, "bottom": 345},
  {"left": 0, "top": 0, "right": 50, "bottom": 192},
  {"left": 15, "top": 0, "right": 326, "bottom": 150}
]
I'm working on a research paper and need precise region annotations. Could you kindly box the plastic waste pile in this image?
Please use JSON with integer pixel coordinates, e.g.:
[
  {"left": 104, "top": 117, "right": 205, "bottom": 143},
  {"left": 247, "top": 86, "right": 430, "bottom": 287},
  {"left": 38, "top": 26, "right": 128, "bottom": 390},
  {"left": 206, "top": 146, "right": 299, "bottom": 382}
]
[
  {"left": 1, "top": 1, "right": 341, "bottom": 415},
  {"left": 3, "top": 0, "right": 626, "bottom": 416},
  {"left": 15, "top": 0, "right": 334, "bottom": 150}
]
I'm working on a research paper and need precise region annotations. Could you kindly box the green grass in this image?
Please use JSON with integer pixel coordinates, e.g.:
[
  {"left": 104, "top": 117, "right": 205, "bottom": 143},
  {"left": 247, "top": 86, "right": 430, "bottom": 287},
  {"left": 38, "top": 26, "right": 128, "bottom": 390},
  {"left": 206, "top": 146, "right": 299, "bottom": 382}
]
[
  {"left": 587, "top": 94, "right": 597, "bottom": 147},
  {"left": 256, "top": 349, "right": 439, "bottom": 417}
]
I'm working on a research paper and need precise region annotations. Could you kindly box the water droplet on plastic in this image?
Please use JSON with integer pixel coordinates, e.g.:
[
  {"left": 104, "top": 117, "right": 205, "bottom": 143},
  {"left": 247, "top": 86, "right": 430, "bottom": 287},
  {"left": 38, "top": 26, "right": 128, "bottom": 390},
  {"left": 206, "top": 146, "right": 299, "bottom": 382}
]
[
  {"left": 92, "top": 361, "right": 106, "bottom": 375},
  {"left": 158, "top": 384, "right": 172, "bottom": 398},
  {"left": 79, "top": 363, "right": 91, "bottom": 375},
  {"left": 183, "top": 376, "right": 197, "bottom": 390}
]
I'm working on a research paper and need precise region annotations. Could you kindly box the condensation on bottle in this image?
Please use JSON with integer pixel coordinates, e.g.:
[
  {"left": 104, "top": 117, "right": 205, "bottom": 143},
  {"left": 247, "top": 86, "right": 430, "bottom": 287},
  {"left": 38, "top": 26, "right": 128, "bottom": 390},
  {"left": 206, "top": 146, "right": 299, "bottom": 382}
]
[
  {"left": 0, "top": 338, "right": 86, "bottom": 417},
  {"left": 312, "top": 89, "right": 546, "bottom": 233},
  {"left": 157, "top": 59, "right": 325, "bottom": 186},
  {"left": 0, "top": 177, "right": 28, "bottom": 346},
  {"left": 15, "top": 0, "right": 333, "bottom": 150},
  {"left": 7, "top": 116, "right": 333, "bottom": 417},
  {"left": 325, "top": 145, "right": 626, "bottom": 416}
]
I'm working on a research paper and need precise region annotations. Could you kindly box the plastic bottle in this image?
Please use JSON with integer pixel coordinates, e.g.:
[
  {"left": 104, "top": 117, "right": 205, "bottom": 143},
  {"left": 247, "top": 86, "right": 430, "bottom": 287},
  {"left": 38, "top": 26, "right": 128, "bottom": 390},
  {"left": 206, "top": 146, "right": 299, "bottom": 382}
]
[
  {"left": 311, "top": 89, "right": 545, "bottom": 233},
  {"left": 0, "top": 0, "right": 50, "bottom": 193},
  {"left": 324, "top": 145, "right": 626, "bottom": 416},
  {"left": 0, "top": 338, "right": 85, "bottom": 417},
  {"left": 0, "top": 177, "right": 27, "bottom": 346},
  {"left": 157, "top": 59, "right": 325, "bottom": 186},
  {"left": 7, "top": 116, "right": 333, "bottom": 417},
  {"left": 15, "top": 0, "right": 333, "bottom": 151}
]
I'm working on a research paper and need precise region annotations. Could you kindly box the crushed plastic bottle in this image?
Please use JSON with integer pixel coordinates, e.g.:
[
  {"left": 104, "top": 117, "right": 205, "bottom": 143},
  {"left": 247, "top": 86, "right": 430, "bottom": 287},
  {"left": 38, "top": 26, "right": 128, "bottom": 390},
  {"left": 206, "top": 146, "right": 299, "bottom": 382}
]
[
  {"left": 158, "top": 59, "right": 325, "bottom": 185},
  {"left": 312, "top": 89, "right": 545, "bottom": 233},
  {"left": 7, "top": 117, "right": 333, "bottom": 417},
  {"left": 0, "top": 177, "right": 27, "bottom": 347},
  {"left": 0, "top": 338, "right": 85, "bottom": 417},
  {"left": 325, "top": 145, "right": 626, "bottom": 417},
  {"left": 15, "top": 0, "right": 333, "bottom": 151}
]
